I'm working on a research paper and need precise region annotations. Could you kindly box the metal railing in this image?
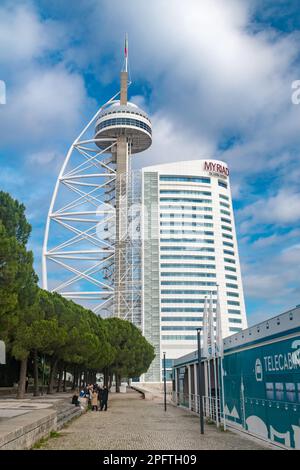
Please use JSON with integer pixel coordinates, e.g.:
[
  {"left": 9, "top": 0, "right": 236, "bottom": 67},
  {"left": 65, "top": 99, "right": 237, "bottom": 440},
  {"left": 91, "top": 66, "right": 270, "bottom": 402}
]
[{"left": 172, "top": 391, "right": 223, "bottom": 424}]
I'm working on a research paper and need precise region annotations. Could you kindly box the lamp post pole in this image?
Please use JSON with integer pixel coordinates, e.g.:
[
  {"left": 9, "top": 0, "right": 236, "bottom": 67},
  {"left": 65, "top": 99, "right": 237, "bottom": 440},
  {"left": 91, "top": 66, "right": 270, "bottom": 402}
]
[
  {"left": 197, "top": 328, "right": 204, "bottom": 434},
  {"left": 163, "top": 352, "right": 167, "bottom": 412},
  {"left": 41, "top": 355, "right": 45, "bottom": 396}
]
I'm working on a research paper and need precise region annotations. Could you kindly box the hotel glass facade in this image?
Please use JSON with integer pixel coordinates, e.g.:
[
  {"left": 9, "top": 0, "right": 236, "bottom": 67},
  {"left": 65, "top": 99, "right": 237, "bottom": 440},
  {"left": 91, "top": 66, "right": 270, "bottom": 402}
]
[{"left": 140, "top": 160, "right": 247, "bottom": 383}]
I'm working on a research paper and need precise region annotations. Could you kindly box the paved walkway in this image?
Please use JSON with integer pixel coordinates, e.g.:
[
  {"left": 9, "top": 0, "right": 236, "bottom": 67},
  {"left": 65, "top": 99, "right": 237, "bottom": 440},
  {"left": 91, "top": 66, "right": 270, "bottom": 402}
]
[{"left": 42, "top": 389, "right": 269, "bottom": 450}]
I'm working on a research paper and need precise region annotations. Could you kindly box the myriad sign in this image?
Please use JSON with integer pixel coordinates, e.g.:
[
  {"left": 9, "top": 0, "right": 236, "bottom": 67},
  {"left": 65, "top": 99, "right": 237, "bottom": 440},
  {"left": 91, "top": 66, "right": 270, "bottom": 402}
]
[{"left": 204, "top": 161, "right": 229, "bottom": 179}]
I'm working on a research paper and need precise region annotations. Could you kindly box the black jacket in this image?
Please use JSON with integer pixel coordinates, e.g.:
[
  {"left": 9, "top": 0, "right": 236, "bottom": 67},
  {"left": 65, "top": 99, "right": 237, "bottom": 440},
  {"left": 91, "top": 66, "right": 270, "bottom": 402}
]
[{"left": 100, "top": 388, "right": 109, "bottom": 401}]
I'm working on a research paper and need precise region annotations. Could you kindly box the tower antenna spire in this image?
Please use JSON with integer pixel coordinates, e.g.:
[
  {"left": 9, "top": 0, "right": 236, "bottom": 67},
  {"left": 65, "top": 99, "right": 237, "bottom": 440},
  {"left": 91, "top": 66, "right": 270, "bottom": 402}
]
[
  {"left": 124, "top": 32, "right": 128, "bottom": 73},
  {"left": 120, "top": 33, "right": 129, "bottom": 105}
]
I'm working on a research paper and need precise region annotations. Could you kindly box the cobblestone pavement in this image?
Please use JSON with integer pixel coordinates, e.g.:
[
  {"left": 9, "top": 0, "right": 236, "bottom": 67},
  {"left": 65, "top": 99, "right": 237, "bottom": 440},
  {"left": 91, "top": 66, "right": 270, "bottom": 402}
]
[{"left": 42, "top": 389, "right": 268, "bottom": 450}]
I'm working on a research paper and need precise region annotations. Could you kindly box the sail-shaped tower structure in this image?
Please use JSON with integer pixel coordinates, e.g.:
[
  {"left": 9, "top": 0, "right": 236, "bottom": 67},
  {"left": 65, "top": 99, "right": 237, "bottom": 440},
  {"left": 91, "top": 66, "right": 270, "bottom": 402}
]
[{"left": 42, "top": 38, "right": 152, "bottom": 324}]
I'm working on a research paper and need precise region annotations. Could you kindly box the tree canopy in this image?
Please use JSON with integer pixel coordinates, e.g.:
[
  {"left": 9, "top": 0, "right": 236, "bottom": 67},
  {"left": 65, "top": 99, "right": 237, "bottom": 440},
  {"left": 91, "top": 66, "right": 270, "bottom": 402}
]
[{"left": 0, "top": 191, "right": 155, "bottom": 397}]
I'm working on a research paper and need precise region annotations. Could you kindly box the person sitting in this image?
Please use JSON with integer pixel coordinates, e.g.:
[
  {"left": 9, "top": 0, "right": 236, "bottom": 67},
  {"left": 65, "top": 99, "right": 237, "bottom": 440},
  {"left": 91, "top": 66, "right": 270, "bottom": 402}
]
[{"left": 71, "top": 390, "right": 80, "bottom": 406}]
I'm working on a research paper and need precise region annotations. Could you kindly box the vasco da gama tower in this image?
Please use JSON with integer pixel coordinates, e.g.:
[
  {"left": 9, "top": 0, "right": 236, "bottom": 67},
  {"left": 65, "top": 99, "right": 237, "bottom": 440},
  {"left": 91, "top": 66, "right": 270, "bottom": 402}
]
[
  {"left": 43, "top": 39, "right": 247, "bottom": 384},
  {"left": 43, "top": 37, "right": 152, "bottom": 327}
]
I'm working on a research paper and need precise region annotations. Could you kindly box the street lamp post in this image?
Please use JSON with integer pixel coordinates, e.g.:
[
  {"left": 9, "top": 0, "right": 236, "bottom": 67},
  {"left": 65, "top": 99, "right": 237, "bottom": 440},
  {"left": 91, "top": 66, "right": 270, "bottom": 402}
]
[
  {"left": 163, "top": 352, "right": 167, "bottom": 412},
  {"left": 197, "top": 328, "right": 205, "bottom": 434},
  {"left": 41, "top": 355, "right": 45, "bottom": 396}
]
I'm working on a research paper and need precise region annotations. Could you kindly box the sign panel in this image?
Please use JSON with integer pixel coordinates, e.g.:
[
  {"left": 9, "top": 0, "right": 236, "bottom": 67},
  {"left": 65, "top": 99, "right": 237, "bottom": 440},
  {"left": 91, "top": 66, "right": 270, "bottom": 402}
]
[
  {"left": 223, "top": 335, "right": 300, "bottom": 449},
  {"left": 204, "top": 161, "right": 229, "bottom": 179}
]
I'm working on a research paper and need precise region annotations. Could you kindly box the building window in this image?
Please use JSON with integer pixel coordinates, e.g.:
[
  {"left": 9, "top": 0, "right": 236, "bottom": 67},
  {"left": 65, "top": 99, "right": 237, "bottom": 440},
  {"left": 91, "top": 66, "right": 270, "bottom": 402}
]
[
  {"left": 160, "top": 176, "right": 211, "bottom": 184},
  {"left": 160, "top": 205, "right": 213, "bottom": 212},
  {"left": 266, "top": 383, "right": 274, "bottom": 400},
  {"left": 161, "top": 308, "right": 216, "bottom": 313},
  {"left": 160, "top": 246, "right": 215, "bottom": 252},
  {"left": 222, "top": 225, "right": 232, "bottom": 232},
  {"left": 96, "top": 117, "right": 152, "bottom": 135},
  {"left": 227, "top": 292, "right": 239, "bottom": 297},
  {"left": 229, "top": 327, "right": 242, "bottom": 332},
  {"left": 224, "top": 258, "right": 236, "bottom": 264},
  {"left": 161, "top": 289, "right": 217, "bottom": 295},
  {"left": 226, "top": 283, "right": 238, "bottom": 289},
  {"left": 162, "top": 299, "right": 217, "bottom": 304},
  {"left": 161, "top": 281, "right": 216, "bottom": 286},
  {"left": 219, "top": 194, "right": 229, "bottom": 201},
  {"left": 220, "top": 209, "right": 231, "bottom": 216},
  {"left": 160, "top": 264, "right": 216, "bottom": 269},
  {"left": 160, "top": 213, "right": 213, "bottom": 220},
  {"left": 160, "top": 222, "right": 213, "bottom": 228},
  {"left": 161, "top": 326, "right": 201, "bottom": 331},
  {"left": 221, "top": 217, "right": 231, "bottom": 224},
  {"left": 160, "top": 281, "right": 216, "bottom": 286},
  {"left": 161, "top": 272, "right": 216, "bottom": 278},
  {"left": 228, "top": 318, "right": 242, "bottom": 324},
  {"left": 275, "top": 383, "right": 284, "bottom": 401},
  {"left": 285, "top": 383, "right": 296, "bottom": 402},
  {"left": 228, "top": 309, "right": 241, "bottom": 314},
  {"left": 160, "top": 238, "right": 215, "bottom": 244},
  {"left": 226, "top": 274, "right": 238, "bottom": 280},
  {"left": 160, "top": 229, "right": 214, "bottom": 236},
  {"left": 160, "top": 198, "right": 212, "bottom": 204},
  {"left": 220, "top": 201, "right": 230, "bottom": 208},
  {"left": 218, "top": 180, "right": 228, "bottom": 188},
  {"left": 227, "top": 300, "right": 240, "bottom": 306},
  {"left": 223, "top": 233, "right": 233, "bottom": 240},
  {"left": 161, "top": 335, "right": 198, "bottom": 341},
  {"left": 160, "top": 190, "right": 212, "bottom": 196},
  {"left": 224, "top": 250, "right": 235, "bottom": 256},
  {"left": 160, "top": 255, "right": 215, "bottom": 261},
  {"left": 161, "top": 316, "right": 203, "bottom": 321},
  {"left": 223, "top": 241, "right": 234, "bottom": 248},
  {"left": 225, "top": 266, "right": 236, "bottom": 272}
]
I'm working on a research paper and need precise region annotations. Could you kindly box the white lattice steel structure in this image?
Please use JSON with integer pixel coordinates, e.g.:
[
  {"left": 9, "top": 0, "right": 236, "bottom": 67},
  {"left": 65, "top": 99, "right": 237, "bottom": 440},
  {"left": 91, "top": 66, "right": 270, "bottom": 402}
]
[{"left": 42, "top": 42, "right": 152, "bottom": 323}]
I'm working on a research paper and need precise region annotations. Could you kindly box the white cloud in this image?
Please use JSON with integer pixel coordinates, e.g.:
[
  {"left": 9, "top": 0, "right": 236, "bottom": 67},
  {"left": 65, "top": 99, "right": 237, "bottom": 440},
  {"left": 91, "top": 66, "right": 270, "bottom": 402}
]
[
  {"left": 0, "top": 3, "right": 67, "bottom": 64},
  {"left": 239, "top": 189, "right": 300, "bottom": 227},
  {"left": 0, "top": 3, "right": 94, "bottom": 152},
  {"left": 1, "top": 65, "right": 91, "bottom": 147}
]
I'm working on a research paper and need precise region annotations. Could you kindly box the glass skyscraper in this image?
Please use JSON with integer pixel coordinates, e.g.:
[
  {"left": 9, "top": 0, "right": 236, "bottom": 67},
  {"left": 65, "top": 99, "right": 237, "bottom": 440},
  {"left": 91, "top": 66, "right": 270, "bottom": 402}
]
[{"left": 140, "top": 159, "right": 248, "bottom": 383}]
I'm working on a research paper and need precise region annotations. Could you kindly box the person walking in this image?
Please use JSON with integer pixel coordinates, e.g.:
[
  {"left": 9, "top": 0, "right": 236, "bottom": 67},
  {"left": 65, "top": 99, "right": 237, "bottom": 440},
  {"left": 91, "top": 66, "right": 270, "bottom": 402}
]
[
  {"left": 91, "top": 389, "right": 98, "bottom": 411},
  {"left": 100, "top": 386, "right": 109, "bottom": 411}
]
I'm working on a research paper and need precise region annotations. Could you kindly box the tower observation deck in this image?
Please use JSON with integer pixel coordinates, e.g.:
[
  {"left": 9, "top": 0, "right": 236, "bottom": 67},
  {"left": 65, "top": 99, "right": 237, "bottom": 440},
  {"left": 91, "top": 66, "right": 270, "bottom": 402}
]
[{"left": 42, "top": 37, "right": 152, "bottom": 324}]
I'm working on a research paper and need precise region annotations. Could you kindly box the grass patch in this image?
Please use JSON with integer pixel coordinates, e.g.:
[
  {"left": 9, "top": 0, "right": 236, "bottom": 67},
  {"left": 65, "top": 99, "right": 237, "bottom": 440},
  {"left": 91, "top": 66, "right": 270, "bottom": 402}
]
[
  {"left": 31, "top": 406, "right": 85, "bottom": 449},
  {"left": 32, "top": 436, "right": 49, "bottom": 449},
  {"left": 31, "top": 430, "right": 62, "bottom": 449}
]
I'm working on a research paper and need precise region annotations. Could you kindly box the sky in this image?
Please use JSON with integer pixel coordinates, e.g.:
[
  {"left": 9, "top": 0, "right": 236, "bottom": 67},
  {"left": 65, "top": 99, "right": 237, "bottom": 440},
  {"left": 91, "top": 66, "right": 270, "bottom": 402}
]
[{"left": 0, "top": 0, "right": 300, "bottom": 326}]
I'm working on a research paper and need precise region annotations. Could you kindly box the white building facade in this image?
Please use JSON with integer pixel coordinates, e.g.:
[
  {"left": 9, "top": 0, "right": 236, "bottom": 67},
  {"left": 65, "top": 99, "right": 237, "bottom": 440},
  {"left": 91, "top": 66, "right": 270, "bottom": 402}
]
[{"left": 140, "top": 159, "right": 247, "bottom": 383}]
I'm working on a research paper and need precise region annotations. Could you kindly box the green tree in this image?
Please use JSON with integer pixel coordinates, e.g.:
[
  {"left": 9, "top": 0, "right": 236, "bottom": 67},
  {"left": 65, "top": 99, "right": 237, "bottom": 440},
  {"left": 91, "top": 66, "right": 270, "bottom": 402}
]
[
  {"left": 104, "top": 318, "right": 155, "bottom": 391},
  {"left": 0, "top": 192, "right": 38, "bottom": 398},
  {"left": 0, "top": 191, "right": 31, "bottom": 245},
  {"left": 0, "top": 222, "right": 19, "bottom": 339}
]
